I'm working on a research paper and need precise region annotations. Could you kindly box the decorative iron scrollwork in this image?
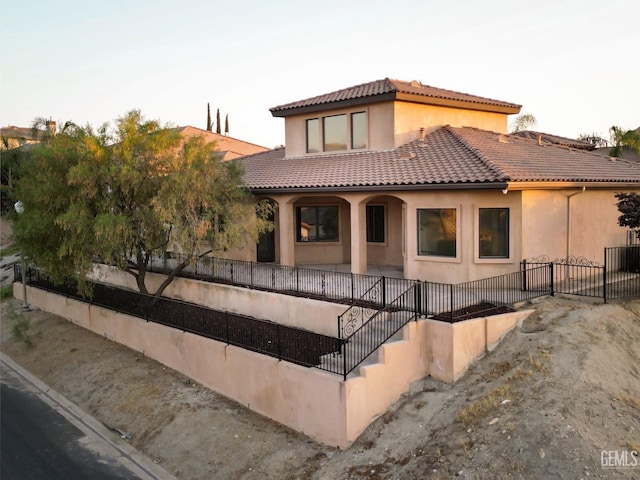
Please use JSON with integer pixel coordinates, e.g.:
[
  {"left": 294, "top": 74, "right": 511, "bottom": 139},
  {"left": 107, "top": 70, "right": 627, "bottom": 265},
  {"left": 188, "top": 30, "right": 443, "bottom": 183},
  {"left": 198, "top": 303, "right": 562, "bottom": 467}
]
[{"left": 552, "top": 256, "right": 602, "bottom": 267}]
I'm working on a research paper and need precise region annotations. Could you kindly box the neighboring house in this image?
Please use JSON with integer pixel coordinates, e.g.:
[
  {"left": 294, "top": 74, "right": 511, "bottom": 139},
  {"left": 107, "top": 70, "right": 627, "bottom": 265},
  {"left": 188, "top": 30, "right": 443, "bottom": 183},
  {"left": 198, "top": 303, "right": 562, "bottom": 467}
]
[
  {"left": 0, "top": 125, "right": 45, "bottom": 150},
  {"left": 236, "top": 78, "right": 640, "bottom": 283},
  {"left": 175, "top": 126, "right": 268, "bottom": 160}
]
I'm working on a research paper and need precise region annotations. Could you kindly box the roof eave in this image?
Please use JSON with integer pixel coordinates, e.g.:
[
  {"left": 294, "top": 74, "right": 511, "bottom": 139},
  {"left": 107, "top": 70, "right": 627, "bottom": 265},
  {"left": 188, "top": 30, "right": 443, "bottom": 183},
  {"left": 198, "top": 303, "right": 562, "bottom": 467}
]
[
  {"left": 395, "top": 93, "right": 521, "bottom": 114},
  {"left": 270, "top": 93, "right": 396, "bottom": 118},
  {"left": 506, "top": 181, "right": 640, "bottom": 190},
  {"left": 248, "top": 182, "right": 509, "bottom": 195}
]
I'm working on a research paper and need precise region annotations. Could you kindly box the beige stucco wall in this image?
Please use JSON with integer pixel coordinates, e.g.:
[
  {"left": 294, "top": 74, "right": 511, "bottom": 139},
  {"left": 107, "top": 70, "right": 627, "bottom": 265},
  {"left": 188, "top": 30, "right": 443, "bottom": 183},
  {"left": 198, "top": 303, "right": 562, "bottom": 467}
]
[
  {"left": 14, "top": 283, "right": 531, "bottom": 447},
  {"left": 89, "top": 264, "right": 345, "bottom": 337},
  {"left": 521, "top": 188, "right": 636, "bottom": 262},
  {"left": 393, "top": 102, "right": 508, "bottom": 147},
  {"left": 259, "top": 186, "right": 637, "bottom": 284},
  {"left": 282, "top": 100, "right": 508, "bottom": 157}
]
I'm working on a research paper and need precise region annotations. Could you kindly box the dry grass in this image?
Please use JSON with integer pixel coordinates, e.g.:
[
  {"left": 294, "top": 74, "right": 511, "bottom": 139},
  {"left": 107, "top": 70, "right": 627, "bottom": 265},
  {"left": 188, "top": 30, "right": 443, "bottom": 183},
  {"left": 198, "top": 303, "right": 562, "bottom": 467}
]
[
  {"left": 616, "top": 393, "right": 640, "bottom": 412},
  {"left": 456, "top": 383, "right": 512, "bottom": 426}
]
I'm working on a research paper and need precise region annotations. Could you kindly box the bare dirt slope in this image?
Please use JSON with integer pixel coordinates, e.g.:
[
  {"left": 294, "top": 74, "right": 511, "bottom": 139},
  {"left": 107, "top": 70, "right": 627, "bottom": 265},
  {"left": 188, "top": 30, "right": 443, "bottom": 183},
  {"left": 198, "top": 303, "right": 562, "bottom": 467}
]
[{"left": 1, "top": 294, "right": 639, "bottom": 480}]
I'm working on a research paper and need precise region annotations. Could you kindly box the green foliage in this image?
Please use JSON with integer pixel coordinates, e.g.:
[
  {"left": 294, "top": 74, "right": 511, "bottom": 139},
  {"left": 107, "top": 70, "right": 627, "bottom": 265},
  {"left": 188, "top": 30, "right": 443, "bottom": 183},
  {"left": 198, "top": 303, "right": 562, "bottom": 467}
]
[
  {"left": 207, "top": 103, "right": 213, "bottom": 132},
  {"left": 577, "top": 132, "right": 608, "bottom": 148},
  {"left": 14, "top": 110, "right": 272, "bottom": 298},
  {"left": 216, "top": 108, "right": 221, "bottom": 134},
  {"left": 9, "top": 309, "right": 32, "bottom": 346},
  {"left": 0, "top": 284, "right": 13, "bottom": 301},
  {"left": 509, "top": 113, "right": 537, "bottom": 133},
  {"left": 609, "top": 126, "right": 640, "bottom": 158},
  {"left": 615, "top": 192, "right": 640, "bottom": 239}
]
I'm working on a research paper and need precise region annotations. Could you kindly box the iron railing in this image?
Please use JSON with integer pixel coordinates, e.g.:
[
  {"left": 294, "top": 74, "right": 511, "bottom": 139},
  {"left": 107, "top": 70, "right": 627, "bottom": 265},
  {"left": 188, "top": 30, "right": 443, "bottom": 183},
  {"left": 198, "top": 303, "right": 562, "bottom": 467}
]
[
  {"left": 145, "top": 252, "right": 417, "bottom": 307},
  {"left": 22, "top": 268, "right": 341, "bottom": 368},
  {"left": 604, "top": 245, "right": 640, "bottom": 300},
  {"left": 324, "top": 284, "right": 420, "bottom": 379},
  {"left": 521, "top": 256, "right": 605, "bottom": 299},
  {"left": 420, "top": 265, "right": 552, "bottom": 322},
  {"left": 15, "top": 243, "right": 640, "bottom": 381}
]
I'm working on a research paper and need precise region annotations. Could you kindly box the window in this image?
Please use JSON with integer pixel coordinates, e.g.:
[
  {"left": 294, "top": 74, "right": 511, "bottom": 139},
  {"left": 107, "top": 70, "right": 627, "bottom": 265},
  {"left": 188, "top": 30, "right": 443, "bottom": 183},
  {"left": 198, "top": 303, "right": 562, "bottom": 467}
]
[
  {"left": 479, "top": 208, "right": 509, "bottom": 258},
  {"left": 323, "top": 114, "right": 347, "bottom": 151},
  {"left": 306, "top": 111, "right": 367, "bottom": 153},
  {"left": 306, "top": 118, "right": 320, "bottom": 153},
  {"left": 351, "top": 112, "right": 367, "bottom": 149},
  {"left": 417, "top": 208, "right": 457, "bottom": 257},
  {"left": 296, "top": 206, "right": 339, "bottom": 242},
  {"left": 366, "top": 205, "right": 385, "bottom": 243}
]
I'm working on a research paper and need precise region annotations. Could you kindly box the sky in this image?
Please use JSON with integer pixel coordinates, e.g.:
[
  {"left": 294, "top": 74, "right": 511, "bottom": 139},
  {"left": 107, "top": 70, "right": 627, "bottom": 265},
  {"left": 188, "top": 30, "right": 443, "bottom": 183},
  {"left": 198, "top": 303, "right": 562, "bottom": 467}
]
[{"left": 1, "top": 0, "right": 639, "bottom": 149}]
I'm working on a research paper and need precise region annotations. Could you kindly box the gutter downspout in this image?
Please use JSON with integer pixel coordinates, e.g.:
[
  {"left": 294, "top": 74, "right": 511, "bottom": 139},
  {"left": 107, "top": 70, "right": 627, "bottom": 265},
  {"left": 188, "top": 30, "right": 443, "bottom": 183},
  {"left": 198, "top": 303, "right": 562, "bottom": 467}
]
[{"left": 565, "top": 186, "right": 586, "bottom": 259}]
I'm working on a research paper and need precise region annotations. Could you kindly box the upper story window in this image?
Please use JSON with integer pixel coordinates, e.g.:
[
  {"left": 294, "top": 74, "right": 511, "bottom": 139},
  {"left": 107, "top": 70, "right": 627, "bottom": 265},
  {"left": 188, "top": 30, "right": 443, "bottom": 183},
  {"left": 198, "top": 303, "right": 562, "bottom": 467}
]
[
  {"left": 306, "top": 118, "right": 320, "bottom": 153},
  {"left": 306, "top": 111, "right": 367, "bottom": 153}
]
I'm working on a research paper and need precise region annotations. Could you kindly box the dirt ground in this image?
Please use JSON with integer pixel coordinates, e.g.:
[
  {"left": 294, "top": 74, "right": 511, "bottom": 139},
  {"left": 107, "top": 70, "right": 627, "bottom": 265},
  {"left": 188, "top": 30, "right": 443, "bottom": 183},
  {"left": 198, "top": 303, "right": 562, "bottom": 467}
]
[
  {"left": 1, "top": 293, "right": 639, "bottom": 479},
  {"left": 1, "top": 217, "right": 639, "bottom": 479}
]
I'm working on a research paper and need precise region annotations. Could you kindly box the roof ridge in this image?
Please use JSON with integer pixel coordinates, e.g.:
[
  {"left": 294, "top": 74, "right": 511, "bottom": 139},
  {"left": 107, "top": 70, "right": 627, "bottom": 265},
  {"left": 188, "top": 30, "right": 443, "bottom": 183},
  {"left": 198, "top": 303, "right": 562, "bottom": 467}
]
[{"left": 445, "top": 126, "right": 510, "bottom": 181}]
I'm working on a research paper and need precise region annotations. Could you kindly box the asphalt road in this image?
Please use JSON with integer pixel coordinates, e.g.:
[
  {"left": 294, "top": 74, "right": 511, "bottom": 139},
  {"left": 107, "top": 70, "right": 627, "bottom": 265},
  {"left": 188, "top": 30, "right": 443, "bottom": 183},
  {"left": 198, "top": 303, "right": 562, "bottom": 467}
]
[{"left": 0, "top": 356, "right": 170, "bottom": 480}]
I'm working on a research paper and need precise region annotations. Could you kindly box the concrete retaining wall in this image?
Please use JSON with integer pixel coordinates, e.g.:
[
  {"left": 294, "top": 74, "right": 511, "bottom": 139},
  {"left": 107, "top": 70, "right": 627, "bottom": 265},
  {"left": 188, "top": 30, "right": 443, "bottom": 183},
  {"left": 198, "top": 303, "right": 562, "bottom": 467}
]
[
  {"left": 89, "top": 264, "right": 345, "bottom": 337},
  {"left": 14, "top": 283, "right": 532, "bottom": 448}
]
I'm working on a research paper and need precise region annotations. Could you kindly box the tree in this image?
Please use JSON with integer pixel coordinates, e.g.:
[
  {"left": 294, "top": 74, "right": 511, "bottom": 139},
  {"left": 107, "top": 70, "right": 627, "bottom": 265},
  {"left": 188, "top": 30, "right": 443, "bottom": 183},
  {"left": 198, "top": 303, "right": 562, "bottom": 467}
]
[
  {"left": 14, "top": 110, "right": 272, "bottom": 299},
  {"left": 225, "top": 114, "right": 229, "bottom": 136},
  {"left": 216, "top": 108, "right": 221, "bottom": 134},
  {"left": 615, "top": 192, "right": 640, "bottom": 239},
  {"left": 509, "top": 113, "right": 537, "bottom": 133},
  {"left": 206, "top": 103, "right": 213, "bottom": 132},
  {"left": 577, "top": 132, "right": 608, "bottom": 148},
  {"left": 609, "top": 126, "right": 640, "bottom": 158}
]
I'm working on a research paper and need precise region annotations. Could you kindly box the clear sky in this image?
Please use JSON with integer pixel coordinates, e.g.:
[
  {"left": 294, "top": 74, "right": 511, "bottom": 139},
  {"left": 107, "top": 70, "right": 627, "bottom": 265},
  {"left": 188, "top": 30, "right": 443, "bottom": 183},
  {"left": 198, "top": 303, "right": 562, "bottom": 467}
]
[{"left": 1, "top": 0, "right": 638, "bottom": 149}]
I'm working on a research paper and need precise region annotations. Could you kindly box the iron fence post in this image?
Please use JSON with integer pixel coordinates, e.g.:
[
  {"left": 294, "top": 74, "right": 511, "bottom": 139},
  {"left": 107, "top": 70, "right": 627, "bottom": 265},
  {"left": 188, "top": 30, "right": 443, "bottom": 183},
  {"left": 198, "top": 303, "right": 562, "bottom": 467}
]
[
  {"left": 521, "top": 259, "right": 527, "bottom": 292},
  {"left": 603, "top": 247, "right": 607, "bottom": 303},
  {"left": 277, "top": 325, "right": 282, "bottom": 360},
  {"left": 382, "top": 276, "right": 386, "bottom": 308},
  {"left": 550, "top": 262, "right": 555, "bottom": 296},
  {"left": 225, "top": 311, "right": 230, "bottom": 344},
  {"left": 342, "top": 338, "right": 347, "bottom": 381},
  {"left": 351, "top": 273, "right": 354, "bottom": 303},
  {"left": 450, "top": 283, "right": 454, "bottom": 323},
  {"left": 296, "top": 267, "right": 300, "bottom": 293}
]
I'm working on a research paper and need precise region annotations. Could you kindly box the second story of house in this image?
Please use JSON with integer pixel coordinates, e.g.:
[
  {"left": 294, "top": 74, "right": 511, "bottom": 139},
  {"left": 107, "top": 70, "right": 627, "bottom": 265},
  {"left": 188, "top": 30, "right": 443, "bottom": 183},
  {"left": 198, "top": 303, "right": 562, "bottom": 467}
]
[{"left": 270, "top": 78, "right": 521, "bottom": 158}]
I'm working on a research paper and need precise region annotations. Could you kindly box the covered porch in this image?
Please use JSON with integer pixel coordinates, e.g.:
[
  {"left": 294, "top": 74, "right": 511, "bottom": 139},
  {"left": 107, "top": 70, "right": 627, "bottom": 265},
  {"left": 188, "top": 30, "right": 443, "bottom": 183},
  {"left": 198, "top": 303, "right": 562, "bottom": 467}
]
[{"left": 256, "top": 193, "right": 406, "bottom": 277}]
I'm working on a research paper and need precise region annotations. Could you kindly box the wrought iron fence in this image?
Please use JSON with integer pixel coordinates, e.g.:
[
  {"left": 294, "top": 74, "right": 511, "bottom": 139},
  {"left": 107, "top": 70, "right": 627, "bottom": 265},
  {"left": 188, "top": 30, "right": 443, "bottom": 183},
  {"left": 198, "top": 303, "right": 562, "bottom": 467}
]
[
  {"left": 323, "top": 284, "right": 420, "bottom": 379},
  {"left": 23, "top": 268, "right": 341, "bottom": 368},
  {"left": 15, "top": 243, "right": 640, "bottom": 381},
  {"left": 420, "top": 265, "right": 552, "bottom": 322},
  {"left": 146, "top": 252, "right": 416, "bottom": 307},
  {"left": 604, "top": 245, "right": 640, "bottom": 300},
  {"left": 521, "top": 256, "right": 606, "bottom": 299}
]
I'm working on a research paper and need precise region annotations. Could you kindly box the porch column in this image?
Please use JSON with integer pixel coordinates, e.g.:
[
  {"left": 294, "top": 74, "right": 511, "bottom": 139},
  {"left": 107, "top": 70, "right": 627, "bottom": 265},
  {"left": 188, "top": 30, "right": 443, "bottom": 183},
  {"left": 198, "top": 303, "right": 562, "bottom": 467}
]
[
  {"left": 278, "top": 198, "right": 295, "bottom": 267},
  {"left": 350, "top": 198, "right": 367, "bottom": 275}
]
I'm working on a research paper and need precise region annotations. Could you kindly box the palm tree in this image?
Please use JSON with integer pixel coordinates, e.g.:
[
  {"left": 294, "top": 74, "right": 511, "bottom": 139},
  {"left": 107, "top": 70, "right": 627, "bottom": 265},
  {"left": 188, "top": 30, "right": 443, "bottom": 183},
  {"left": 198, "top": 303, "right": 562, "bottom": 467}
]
[
  {"left": 609, "top": 126, "right": 640, "bottom": 157},
  {"left": 509, "top": 113, "right": 537, "bottom": 133}
]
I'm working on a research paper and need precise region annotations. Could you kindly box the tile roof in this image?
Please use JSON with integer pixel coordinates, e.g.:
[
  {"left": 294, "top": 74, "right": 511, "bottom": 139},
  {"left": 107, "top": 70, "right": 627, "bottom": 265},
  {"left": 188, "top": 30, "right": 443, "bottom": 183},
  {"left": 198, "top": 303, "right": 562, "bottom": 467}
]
[
  {"left": 239, "top": 126, "right": 640, "bottom": 192},
  {"left": 270, "top": 79, "right": 521, "bottom": 116},
  {"left": 511, "top": 130, "right": 595, "bottom": 150}
]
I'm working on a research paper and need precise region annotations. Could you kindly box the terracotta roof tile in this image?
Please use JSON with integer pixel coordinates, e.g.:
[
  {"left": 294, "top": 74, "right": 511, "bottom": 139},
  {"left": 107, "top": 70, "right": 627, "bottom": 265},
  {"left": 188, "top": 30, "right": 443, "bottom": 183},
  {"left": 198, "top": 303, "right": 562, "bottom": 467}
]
[
  {"left": 511, "top": 130, "right": 595, "bottom": 150},
  {"left": 270, "top": 78, "right": 520, "bottom": 116},
  {"left": 239, "top": 127, "right": 640, "bottom": 192}
]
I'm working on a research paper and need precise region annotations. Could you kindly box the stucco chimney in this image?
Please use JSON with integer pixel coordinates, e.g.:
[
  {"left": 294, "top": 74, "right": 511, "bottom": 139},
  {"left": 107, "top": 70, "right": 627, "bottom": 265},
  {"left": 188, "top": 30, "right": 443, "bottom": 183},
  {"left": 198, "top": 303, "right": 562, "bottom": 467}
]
[{"left": 419, "top": 127, "right": 426, "bottom": 141}]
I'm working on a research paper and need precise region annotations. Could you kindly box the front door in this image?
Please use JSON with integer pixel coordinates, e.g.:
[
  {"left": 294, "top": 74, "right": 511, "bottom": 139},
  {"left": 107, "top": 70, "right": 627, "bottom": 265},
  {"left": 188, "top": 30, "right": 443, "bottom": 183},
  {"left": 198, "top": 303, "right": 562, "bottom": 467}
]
[{"left": 257, "top": 209, "right": 275, "bottom": 262}]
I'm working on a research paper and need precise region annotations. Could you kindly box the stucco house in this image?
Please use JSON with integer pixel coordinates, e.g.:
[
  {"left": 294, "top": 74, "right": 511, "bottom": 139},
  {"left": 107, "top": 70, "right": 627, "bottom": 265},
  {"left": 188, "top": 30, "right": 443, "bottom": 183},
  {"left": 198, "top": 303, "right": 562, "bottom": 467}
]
[
  {"left": 175, "top": 125, "right": 268, "bottom": 160},
  {"left": 236, "top": 78, "right": 640, "bottom": 283}
]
